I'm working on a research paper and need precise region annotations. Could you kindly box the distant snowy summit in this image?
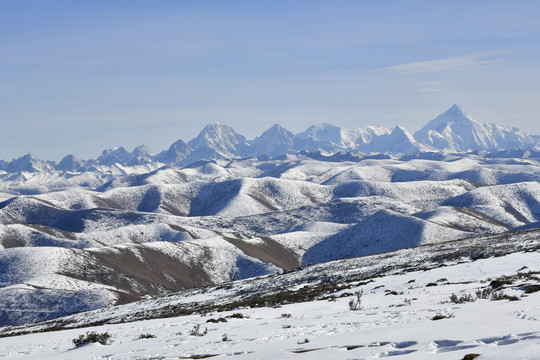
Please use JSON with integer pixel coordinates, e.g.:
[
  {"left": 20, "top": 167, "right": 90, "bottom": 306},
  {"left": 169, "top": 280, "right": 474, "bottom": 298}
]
[
  {"left": 414, "top": 104, "right": 537, "bottom": 152},
  {"left": 1, "top": 105, "right": 539, "bottom": 172}
]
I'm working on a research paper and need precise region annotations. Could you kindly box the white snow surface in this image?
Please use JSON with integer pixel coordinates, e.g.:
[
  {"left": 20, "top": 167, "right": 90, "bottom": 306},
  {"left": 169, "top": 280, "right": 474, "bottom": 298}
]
[{"left": 1, "top": 247, "right": 539, "bottom": 359}]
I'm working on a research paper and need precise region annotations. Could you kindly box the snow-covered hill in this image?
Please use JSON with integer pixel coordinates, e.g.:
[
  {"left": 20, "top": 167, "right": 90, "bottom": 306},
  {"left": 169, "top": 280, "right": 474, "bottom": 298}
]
[
  {"left": 0, "top": 105, "right": 539, "bottom": 327},
  {"left": 0, "top": 150, "right": 539, "bottom": 326},
  {"left": 1, "top": 229, "right": 539, "bottom": 359}
]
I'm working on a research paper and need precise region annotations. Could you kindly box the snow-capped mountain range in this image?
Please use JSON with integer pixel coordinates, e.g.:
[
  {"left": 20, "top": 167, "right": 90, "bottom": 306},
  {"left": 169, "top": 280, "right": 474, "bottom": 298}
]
[
  {"left": 414, "top": 105, "right": 538, "bottom": 152},
  {"left": 1, "top": 105, "right": 538, "bottom": 172},
  {"left": 0, "top": 104, "right": 539, "bottom": 331}
]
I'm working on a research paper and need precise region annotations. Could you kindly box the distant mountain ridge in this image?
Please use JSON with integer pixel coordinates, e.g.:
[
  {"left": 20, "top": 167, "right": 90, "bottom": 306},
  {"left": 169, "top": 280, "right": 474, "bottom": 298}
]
[
  {"left": 1, "top": 105, "right": 538, "bottom": 173},
  {"left": 414, "top": 105, "right": 538, "bottom": 152}
]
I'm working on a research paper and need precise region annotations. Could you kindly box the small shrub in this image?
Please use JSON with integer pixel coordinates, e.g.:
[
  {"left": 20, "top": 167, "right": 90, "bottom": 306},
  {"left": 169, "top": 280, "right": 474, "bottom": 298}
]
[
  {"left": 348, "top": 290, "right": 363, "bottom": 311},
  {"left": 475, "top": 288, "right": 493, "bottom": 299},
  {"left": 462, "top": 354, "right": 481, "bottom": 360},
  {"left": 227, "top": 312, "right": 247, "bottom": 319},
  {"left": 523, "top": 284, "right": 540, "bottom": 294},
  {"left": 451, "top": 287, "right": 520, "bottom": 304},
  {"left": 282, "top": 324, "right": 292, "bottom": 329},
  {"left": 281, "top": 313, "right": 292, "bottom": 318},
  {"left": 206, "top": 317, "right": 228, "bottom": 323},
  {"left": 222, "top": 333, "right": 231, "bottom": 342},
  {"left": 189, "top": 324, "right": 208, "bottom": 337},
  {"left": 449, "top": 293, "right": 475, "bottom": 304},
  {"left": 72, "top": 331, "right": 112, "bottom": 347},
  {"left": 432, "top": 314, "right": 453, "bottom": 321},
  {"left": 491, "top": 291, "right": 519, "bottom": 301},
  {"left": 136, "top": 333, "right": 156, "bottom": 340},
  {"left": 489, "top": 276, "right": 513, "bottom": 289},
  {"left": 426, "top": 282, "right": 438, "bottom": 287},
  {"left": 297, "top": 338, "right": 310, "bottom": 344},
  {"left": 520, "top": 271, "right": 540, "bottom": 281}
]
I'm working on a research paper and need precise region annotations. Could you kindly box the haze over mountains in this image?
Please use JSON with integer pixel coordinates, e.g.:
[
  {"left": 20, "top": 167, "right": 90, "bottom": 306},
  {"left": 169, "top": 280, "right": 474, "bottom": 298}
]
[
  {"left": 1, "top": 105, "right": 538, "bottom": 173},
  {"left": 0, "top": 105, "right": 539, "bottom": 327}
]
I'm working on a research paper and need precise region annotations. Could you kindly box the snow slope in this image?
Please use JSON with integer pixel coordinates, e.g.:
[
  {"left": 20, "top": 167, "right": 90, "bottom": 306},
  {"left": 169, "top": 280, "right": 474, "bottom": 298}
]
[
  {"left": 1, "top": 229, "right": 539, "bottom": 359},
  {"left": 0, "top": 150, "right": 540, "bottom": 326}
]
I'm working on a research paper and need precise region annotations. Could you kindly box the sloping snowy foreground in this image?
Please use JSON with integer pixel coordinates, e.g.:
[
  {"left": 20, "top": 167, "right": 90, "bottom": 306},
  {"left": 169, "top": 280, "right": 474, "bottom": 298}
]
[{"left": 1, "top": 241, "right": 539, "bottom": 359}]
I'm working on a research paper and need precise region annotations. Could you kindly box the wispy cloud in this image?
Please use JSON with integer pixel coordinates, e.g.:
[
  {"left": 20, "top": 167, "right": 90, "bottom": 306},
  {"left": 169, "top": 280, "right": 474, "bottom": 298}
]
[
  {"left": 406, "top": 81, "right": 451, "bottom": 94},
  {"left": 413, "top": 86, "right": 450, "bottom": 93},
  {"left": 416, "top": 81, "right": 444, "bottom": 86},
  {"left": 411, "top": 81, "right": 449, "bottom": 93},
  {"left": 384, "top": 53, "right": 505, "bottom": 74}
]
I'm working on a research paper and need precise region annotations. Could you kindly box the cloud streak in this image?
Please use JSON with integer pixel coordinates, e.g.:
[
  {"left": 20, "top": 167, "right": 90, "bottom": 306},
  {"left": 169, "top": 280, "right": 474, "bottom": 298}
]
[
  {"left": 385, "top": 53, "right": 505, "bottom": 74},
  {"left": 412, "top": 86, "right": 450, "bottom": 93}
]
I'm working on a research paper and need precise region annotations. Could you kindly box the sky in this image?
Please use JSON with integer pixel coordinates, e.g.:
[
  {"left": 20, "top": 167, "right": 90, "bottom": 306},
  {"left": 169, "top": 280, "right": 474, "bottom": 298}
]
[{"left": 1, "top": 0, "right": 539, "bottom": 161}]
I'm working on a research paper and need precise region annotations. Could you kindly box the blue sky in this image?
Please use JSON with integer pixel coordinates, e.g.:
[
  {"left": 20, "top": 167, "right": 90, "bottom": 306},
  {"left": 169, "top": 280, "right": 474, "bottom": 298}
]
[{"left": 1, "top": 0, "right": 539, "bottom": 161}]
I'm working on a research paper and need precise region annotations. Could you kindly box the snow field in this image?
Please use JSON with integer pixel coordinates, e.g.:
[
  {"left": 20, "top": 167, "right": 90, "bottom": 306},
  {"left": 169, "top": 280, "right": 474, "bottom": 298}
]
[{"left": 1, "top": 251, "right": 539, "bottom": 359}]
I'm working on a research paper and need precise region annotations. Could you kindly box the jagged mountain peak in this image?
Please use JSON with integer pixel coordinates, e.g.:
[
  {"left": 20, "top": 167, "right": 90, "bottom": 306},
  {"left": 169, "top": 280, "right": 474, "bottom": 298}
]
[
  {"left": 392, "top": 125, "right": 410, "bottom": 135},
  {"left": 132, "top": 144, "right": 152, "bottom": 158},
  {"left": 196, "top": 122, "right": 239, "bottom": 139},
  {"left": 363, "top": 125, "right": 425, "bottom": 154},
  {"left": 18, "top": 153, "right": 38, "bottom": 160},
  {"left": 267, "top": 123, "right": 289, "bottom": 132},
  {"left": 155, "top": 139, "right": 192, "bottom": 164},
  {"left": 251, "top": 124, "right": 296, "bottom": 157},
  {"left": 391, "top": 125, "right": 418, "bottom": 142},
  {"left": 297, "top": 123, "right": 343, "bottom": 144},
  {"left": 7, "top": 153, "right": 55, "bottom": 173},
  {"left": 446, "top": 104, "right": 468, "bottom": 116},
  {"left": 414, "top": 105, "right": 536, "bottom": 152},
  {"left": 425, "top": 104, "right": 478, "bottom": 130},
  {"left": 60, "top": 154, "right": 79, "bottom": 161},
  {"left": 57, "top": 154, "right": 86, "bottom": 172},
  {"left": 189, "top": 123, "right": 247, "bottom": 147},
  {"left": 302, "top": 123, "right": 339, "bottom": 131},
  {"left": 253, "top": 124, "right": 292, "bottom": 138},
  {"left": 392, "top": 126, "right": 422, "bottom": 145},
  {"left": 257, "top": 124, "right": 294, "bottom": 138},
  {"left": 94, "top": 145, "right": 155, "bottom": 166},
  {"left": 100, "top": 146, "right": 129, "bottom": 157},
  {"left": 96, "top": 146, "right": 153, "bottom": 166},
  {"left": 97, "top": 146, "right": 132, "bottom": 165},
  {"left": 187, "top": 122, "right": 250, "bottom": 160}
]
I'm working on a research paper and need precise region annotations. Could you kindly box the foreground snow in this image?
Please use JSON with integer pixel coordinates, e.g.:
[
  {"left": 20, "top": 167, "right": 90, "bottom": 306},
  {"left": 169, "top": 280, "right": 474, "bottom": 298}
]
[{"left": 1, "top": 250, "right": 539, "bottom": 359}]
